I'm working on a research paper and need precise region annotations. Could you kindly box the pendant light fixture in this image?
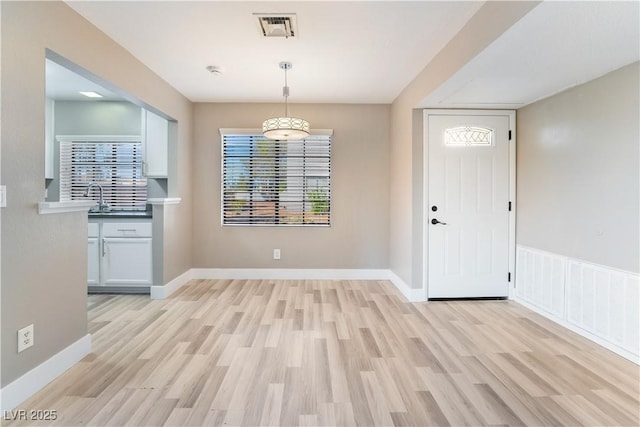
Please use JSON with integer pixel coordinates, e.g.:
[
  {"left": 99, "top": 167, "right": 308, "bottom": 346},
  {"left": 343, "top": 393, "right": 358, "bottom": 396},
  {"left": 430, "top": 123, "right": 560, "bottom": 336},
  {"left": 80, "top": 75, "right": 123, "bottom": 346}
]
[{"left": 263, "top": 61, "right": 310, "bottom": 140}]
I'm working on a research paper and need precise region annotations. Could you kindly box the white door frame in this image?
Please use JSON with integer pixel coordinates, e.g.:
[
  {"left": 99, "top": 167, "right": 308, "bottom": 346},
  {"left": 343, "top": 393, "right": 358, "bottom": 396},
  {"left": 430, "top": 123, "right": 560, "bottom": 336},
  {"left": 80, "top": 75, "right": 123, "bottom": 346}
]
[{"left": 423, "top": 109, "right": 516, "bottom": 300}]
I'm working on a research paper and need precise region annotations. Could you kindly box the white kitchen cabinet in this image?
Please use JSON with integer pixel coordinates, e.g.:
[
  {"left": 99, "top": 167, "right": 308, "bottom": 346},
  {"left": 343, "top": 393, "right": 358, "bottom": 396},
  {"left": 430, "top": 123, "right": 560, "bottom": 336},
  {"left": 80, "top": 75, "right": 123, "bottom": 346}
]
[
  {"left": 88, "top": 219, "right": 153, "bottom": 288},
  {"left": 142, "top": 109, "right": 168, "bottom": 177},
  {"left": 102, "top": 237, "right": 152, "bottom": 286},
  {"left": 88, "top": 223, "right": 100, "bottom": 285},
  {"left": 87, "top": 237, "right": 100, "bottom": 285}
]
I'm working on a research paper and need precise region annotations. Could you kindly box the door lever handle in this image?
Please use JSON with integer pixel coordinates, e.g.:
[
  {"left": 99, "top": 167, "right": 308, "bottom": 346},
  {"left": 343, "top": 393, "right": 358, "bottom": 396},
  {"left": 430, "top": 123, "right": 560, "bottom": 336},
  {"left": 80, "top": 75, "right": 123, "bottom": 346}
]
[{"left": 431, "top": 218, "right": 447, "bottom": 225}]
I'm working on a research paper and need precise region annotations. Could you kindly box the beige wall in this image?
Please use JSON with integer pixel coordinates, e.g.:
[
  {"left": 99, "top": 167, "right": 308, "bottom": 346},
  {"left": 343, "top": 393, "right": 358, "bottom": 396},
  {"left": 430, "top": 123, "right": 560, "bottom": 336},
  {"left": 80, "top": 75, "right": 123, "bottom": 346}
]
[
  {"left": 389, "top": 1, "right": 540, "bottom": 288},
  {"left": 192, "top": 103, "right": 389, "bottom": 269},
  {"left": 517, "top": 62, "right": 639, "bottom": 273},
  {"left": 2, "top": 0, "right": 633, "bottom": 394},
  {"left": 1, "top": 1, "right": 193, "bottom": 386}
]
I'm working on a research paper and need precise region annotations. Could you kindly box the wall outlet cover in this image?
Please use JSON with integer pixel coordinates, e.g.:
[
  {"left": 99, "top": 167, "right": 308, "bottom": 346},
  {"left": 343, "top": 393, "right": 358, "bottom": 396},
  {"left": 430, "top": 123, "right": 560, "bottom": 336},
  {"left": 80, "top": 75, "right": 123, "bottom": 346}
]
[{"left": 18, "top": 324, "right": 34, "bottom": 352}]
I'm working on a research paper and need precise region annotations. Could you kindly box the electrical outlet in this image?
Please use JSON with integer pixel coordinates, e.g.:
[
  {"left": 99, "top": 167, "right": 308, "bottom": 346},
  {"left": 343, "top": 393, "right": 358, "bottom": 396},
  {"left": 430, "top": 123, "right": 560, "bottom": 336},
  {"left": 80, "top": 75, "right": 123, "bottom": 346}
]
[
  {"left": 273, "top": 249, "right": 281, "bottom": 260},
  {"left": 18, "top": 324, "right": 34, "bottom": 352},
  {"left": 0, "top": 185, "right": 6, "bottom": 208}
]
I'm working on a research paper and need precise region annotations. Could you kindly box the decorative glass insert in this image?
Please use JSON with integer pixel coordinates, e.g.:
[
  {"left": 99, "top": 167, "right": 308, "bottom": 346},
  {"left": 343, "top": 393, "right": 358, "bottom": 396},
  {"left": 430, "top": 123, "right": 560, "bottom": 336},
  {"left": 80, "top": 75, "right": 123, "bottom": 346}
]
[{"left": 444, "top": 126, "right": 493, "bottom": 146}]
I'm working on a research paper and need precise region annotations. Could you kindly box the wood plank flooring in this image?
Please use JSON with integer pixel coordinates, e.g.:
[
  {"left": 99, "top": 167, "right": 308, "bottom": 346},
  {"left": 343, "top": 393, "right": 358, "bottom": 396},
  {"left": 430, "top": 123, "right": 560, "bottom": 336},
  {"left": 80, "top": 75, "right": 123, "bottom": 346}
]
[{"left": 5, "top": 279, "right": 639, "bottom": 426}]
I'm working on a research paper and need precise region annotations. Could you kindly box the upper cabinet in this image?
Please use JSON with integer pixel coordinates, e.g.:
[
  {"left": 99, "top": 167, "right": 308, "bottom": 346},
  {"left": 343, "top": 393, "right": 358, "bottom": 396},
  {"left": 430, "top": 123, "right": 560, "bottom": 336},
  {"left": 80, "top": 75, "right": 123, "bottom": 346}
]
[{"left": 142, "top": 109, "right": 169, "bottom": 178}]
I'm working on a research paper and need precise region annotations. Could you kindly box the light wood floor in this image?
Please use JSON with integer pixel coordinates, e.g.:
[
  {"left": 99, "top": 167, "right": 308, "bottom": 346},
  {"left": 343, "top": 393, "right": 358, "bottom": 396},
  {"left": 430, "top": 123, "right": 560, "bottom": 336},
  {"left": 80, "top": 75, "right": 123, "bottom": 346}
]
[{"left": 6, "top": 279, "right": 639, "bottom": 426}]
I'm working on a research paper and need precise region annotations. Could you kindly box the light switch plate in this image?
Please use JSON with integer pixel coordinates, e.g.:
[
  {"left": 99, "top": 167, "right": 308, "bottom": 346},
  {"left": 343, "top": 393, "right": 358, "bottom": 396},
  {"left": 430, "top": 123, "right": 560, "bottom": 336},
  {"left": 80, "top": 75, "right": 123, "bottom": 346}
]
[{"left": 0, "top": 185, "right": 6, "bottom": 207}]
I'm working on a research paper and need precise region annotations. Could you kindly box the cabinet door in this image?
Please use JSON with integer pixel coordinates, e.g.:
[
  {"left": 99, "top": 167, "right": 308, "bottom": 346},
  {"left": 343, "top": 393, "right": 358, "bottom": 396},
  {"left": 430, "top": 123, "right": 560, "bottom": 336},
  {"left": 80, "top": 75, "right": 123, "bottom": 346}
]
[
  {"left": 102, "top": 237, "right": 152, "bottom": 286},
  {"left": 88, "top": 237, "right": 101, "bottom": 285},
  {"left": 143, "top": 110, "right": 168, "bottom": 177}
]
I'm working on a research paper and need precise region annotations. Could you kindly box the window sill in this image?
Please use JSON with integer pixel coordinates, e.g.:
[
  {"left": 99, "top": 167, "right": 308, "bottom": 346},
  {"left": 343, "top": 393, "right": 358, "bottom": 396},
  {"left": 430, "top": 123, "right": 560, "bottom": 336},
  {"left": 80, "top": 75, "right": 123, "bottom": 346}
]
[
  {"left": 147, "top": 197, "right": 181, "bottom": 206},
  {"left": 38, "top": 201, "right": 96, "bottom": 215}
]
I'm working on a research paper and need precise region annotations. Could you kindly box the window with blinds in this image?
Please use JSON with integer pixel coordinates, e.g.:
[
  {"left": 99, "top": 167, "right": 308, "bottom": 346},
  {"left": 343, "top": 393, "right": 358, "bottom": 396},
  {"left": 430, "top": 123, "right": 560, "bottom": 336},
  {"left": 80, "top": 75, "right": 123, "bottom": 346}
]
[
  {"left": 59, "top": 137, "right": 147, "bottom": 210},
  {"left": 222, "top": 132, "right": 331, "bottom": 226}
]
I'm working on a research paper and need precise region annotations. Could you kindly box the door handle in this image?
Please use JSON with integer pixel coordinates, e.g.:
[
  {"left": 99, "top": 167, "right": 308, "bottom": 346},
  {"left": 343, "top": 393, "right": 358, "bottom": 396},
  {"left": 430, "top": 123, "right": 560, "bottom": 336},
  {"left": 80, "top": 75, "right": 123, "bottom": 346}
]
[{"left": 431, "top": 218, "right": 447, "bottom": 225}]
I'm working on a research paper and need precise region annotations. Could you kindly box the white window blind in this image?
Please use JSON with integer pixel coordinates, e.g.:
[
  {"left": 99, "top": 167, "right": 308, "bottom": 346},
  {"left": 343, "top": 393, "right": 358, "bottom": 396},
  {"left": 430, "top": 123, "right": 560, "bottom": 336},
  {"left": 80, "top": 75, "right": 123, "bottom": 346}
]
[
  {"left": 222, "top": 133, "right": 331, "bottom": 226},
  {"left": 59, "top": 137, "right": 147, "bottom": 210}
]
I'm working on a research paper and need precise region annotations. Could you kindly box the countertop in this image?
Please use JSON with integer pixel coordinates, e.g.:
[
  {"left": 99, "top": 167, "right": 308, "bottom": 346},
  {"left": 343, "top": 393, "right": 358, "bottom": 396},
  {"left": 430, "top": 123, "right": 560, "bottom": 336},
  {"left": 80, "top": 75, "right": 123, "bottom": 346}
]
[{"left": 88, "top": 210, "right": 152, "bottom": 219}]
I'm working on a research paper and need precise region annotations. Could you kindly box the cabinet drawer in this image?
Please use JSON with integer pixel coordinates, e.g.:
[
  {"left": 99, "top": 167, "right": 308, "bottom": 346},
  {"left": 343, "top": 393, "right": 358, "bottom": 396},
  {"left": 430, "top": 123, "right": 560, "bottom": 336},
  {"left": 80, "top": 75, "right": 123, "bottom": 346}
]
[
  {"left": 88, "top": 223, "right": 100, "bottom": 238},
  {"left": 102, "top": 222, "right": 152, "bottom": 237}
]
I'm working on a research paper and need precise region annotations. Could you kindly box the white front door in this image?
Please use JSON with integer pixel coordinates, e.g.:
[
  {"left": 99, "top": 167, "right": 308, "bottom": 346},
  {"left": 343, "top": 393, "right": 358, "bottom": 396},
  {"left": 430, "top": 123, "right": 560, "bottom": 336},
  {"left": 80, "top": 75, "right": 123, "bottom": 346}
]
[{"left": 427, "top": 112, "right": 512, "bottom": 298}]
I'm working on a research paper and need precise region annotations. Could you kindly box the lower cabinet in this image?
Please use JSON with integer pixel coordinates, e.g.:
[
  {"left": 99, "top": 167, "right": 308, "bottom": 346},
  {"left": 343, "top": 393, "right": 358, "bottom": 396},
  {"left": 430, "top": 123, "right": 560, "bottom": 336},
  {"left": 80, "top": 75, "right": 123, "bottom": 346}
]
[
  {"left": 88, "top": 220, "right": 153, "bottom": 288},
  {"left": 87, "top": 237, "right": 101, "bottom": 285},
  {"left": 102, "top": 237, "right": 152, "bottom": 286}
]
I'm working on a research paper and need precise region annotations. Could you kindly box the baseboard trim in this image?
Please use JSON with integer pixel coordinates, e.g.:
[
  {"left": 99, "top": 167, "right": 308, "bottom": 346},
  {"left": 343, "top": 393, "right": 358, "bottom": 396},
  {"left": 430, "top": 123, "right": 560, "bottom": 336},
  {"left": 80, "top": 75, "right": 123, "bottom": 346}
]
[
  {"left": 515, "top": 297, "right": 639, "bottom": 364},
  {"left": 190, "top": 268, "right": 389, "bottom": 281},
  {"left": 150, "top": 269, "right": 194, "bottom": 299},
  {"left": 386, "top": 271, "right": 426, "bottom": 302},
  {"left": 0, "top": 334, "right": 91, "bottom": 412},
  {"left": 150, "top": 268, "right": 428, "bottom": 302}
]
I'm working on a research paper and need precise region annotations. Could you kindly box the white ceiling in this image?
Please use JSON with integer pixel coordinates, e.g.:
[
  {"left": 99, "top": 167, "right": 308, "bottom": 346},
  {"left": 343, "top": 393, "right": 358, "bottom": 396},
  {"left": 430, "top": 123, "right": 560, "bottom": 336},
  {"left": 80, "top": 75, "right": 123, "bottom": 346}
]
[
  {"left": 65, "top": 1, "right": 483, "bottom": 103},
  {"left": 46, "top": 59, "right": 123, "bottom": 101},
  {"left": 58, "top": 1, "right": 638, "bottom": 107},
  {"left": 420, "top": 1, "right": 640, "bottom": 109}
]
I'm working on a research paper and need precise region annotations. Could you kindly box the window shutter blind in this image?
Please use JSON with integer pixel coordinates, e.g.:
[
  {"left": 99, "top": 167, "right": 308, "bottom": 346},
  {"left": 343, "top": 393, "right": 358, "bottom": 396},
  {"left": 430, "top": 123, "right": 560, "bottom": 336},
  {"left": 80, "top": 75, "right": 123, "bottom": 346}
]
[
  {"left": 59, "top": 138, "right": 147, "bottom": 210},
  {"left": 222, "top": 133, "right": 331, "bottom": 225}
]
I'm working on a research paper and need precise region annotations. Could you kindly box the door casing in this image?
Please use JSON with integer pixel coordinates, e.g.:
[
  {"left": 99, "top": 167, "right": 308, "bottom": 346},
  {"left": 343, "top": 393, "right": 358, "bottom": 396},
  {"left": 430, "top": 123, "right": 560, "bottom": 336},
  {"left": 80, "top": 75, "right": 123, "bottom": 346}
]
[{"left": 422, "top": 109, "right": 516, "bottom": 300}]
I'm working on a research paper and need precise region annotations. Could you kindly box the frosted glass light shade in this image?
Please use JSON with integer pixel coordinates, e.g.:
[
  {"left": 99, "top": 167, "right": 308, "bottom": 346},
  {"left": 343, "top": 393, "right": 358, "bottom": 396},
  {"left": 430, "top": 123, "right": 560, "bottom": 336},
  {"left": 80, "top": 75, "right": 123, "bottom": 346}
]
[{"left": 263, "top": 117, "right": 310, "bottom": 140}]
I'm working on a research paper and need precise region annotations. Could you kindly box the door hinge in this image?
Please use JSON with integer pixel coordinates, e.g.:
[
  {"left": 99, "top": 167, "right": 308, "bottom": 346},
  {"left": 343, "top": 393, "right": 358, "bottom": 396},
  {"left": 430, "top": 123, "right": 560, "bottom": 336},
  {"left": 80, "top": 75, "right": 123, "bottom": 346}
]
[
  {"left": 508, "top": 130, "right": 512, "bottom": 140},
  {"left": 508, "top": 272, "right": 512, "bottom": 282},
  {"left": 508, "top": 201, "right": 512, "bottom": 211}
]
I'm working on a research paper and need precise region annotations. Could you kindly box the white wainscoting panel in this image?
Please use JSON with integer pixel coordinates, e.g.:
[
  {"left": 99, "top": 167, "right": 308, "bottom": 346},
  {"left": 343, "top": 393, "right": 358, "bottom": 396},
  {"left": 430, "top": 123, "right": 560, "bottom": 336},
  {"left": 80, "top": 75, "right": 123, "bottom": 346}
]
[
  {"left": 516, "top": 246, "right": 566, "bottom": 318},
  {"left": 566, "top": 259, "right": 639, "bottom": 357},
  {"left": 516, "top": 245, "right": 639, "bottom": 363}
]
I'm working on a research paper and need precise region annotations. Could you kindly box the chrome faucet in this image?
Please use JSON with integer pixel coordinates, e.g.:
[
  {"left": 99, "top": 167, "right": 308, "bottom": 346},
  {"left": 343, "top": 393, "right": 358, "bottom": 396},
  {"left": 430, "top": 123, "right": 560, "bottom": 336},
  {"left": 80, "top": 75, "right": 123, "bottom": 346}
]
[{"left": 84, "top": 182, "right": 110, "bottom": 212}]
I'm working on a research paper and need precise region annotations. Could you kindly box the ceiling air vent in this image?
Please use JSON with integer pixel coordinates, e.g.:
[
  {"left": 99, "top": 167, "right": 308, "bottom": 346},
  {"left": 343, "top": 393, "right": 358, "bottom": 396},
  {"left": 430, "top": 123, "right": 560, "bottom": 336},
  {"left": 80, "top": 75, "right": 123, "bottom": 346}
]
[{"left": 254, "top": 13, "right": 298, "bottom": 38}]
